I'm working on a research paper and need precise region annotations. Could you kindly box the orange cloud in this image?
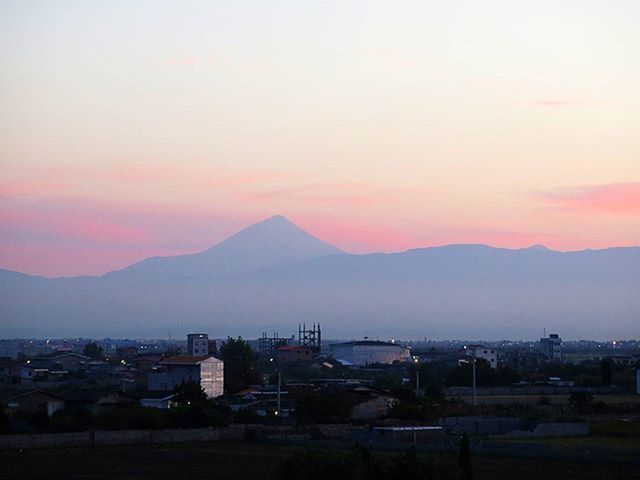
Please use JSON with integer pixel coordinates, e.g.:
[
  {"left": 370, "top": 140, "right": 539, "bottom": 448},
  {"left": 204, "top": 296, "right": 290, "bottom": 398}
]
[{"left": 539, "top": 182, "right": 640, "bottom": 214}]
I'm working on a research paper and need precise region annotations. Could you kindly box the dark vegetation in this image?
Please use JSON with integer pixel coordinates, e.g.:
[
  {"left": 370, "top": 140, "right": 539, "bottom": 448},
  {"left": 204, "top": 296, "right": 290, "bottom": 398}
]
[{"left": 277, "top": 444, "right": 465, "bottom": 480}]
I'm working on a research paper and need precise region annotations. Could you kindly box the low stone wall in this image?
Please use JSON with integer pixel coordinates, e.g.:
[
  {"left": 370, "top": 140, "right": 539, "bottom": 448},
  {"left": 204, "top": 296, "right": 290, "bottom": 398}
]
[
  {"left": 0, "top": 426, "right": 245, "bottom": 450},
  {"left": 445, "top": 386, "right": 611, "bottom": 396},
  {"left": 502, "top": 422, "right": 590, "bottom": 438},
  {"left": 438, "top": 416, "right": 527, "bottom": 436}
]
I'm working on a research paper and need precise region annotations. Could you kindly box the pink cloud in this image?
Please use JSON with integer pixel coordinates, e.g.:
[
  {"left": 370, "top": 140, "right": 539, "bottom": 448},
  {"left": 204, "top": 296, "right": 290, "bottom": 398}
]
[
  {"left": 36, "top": 163, "right": 297, "bottom": 189},
  {"left": 538, "top": 182, "right": 640, "bottom": 214},
  {"left": 0, "top": 181, "right": 69, "bottom": 198},
  {"left": 1, "top": 207, "right": 152, "bottom": 245}
]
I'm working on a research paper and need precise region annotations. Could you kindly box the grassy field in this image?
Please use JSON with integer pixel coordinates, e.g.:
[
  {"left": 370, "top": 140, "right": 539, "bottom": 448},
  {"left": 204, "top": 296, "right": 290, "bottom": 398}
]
[{"left": 1, "top": 442, "right": 639, "bottom": 480}]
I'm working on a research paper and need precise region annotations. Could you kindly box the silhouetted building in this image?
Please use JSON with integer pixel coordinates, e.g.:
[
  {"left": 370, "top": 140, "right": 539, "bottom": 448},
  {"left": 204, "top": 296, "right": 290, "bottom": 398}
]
[
  {"left": 540, "top": 334, "right": 563, "bottom": 361},
  {"left": 275, "top": 345, "right": 313, "bottom": 364},
  {"left": 330, "top": 340, "right": 410, "bottom": 366},
  {"left": 187, "top": 334, "right": 209, "bottom": 356},
  {"left": 465, "top": 345, "right": 498, "bottom": 369},
  {"left": 148, "top": 355, "right": 224, "bottom": 398}
]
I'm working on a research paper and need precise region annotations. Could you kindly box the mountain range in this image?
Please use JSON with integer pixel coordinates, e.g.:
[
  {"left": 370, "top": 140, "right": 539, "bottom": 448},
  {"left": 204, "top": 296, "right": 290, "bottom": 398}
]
[{"left": 1, "top": 215, "right": 639, "bottom": 339}]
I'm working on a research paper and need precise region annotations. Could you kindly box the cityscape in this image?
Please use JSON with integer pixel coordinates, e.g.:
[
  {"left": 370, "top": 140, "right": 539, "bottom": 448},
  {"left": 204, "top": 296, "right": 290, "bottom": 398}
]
[{"left": 2, "top": 1, "right": 639, "bottom": 479}]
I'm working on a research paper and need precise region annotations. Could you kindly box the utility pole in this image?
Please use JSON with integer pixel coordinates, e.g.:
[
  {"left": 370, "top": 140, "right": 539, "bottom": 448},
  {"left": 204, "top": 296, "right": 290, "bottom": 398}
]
[
  {"left": 416, "top": 369, "right": 420, "bottom": 392},
  {"left": 472, "top": 351, "right": 477, "bottom": 407},
  {"left": 276, "top": 371, "right": 281, "bottom": 418}
]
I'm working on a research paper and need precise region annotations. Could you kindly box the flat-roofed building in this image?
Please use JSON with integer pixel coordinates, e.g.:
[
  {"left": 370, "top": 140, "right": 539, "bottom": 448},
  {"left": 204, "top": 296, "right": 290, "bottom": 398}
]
[
  {"left": 465, "top": 345, "right": 498, "bottom": 369},
  {"left": 187, "top": 333, "right": 209, "bottom": 356},
  {"left": 148, "top": 355, "right": 224, "bottom": 398},
  {"left": 330, "top": 340, "right": 410, "bottom": 366}
]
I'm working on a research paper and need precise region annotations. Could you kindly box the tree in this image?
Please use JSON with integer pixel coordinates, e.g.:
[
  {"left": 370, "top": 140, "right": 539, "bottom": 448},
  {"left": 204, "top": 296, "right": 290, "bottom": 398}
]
[
  {"left": 173, "top": 380, "right": 207, "bottom": 406},
  {"left": 164, "top": 345, "right": 182, "bottom": 357},
  {"left": 601, "top": 357, "right": 613, "bottom": 386},
  {"left": 569, "top": 392, "right": 594, "bottom": 413},
  {"left": 83, "top": 341, "right": 103, "bottom": 360},
  {"left": 219, "top": 337, "right": 260, "bottom": 392},
  {"left": 458, "top": 433, "right": 474, "bottom": 480}
]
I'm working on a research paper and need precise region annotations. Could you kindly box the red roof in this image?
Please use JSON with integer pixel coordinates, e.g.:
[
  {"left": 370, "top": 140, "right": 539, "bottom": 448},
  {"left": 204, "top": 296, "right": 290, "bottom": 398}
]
[
  {"left": 159, "top": 355, "right": 217, "bottom": 365},
  {"left": 276, "top": 346, "right": 312, "bottom": 352}
]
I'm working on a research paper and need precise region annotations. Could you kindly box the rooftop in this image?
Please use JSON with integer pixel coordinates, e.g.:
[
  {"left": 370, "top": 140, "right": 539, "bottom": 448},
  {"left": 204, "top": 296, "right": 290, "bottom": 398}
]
[
  {"left": 331, "top": 340, "right": 406, "bottom": 347},
  {"left": 159, "top": 355, "right": 220, "bottom": 365}
]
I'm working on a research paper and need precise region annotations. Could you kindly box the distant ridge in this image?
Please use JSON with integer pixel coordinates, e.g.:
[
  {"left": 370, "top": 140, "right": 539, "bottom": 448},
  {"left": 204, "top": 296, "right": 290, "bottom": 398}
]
[
  {"left": 104, "top": 215, "right": 343, "bottom": 279},
  {"left": 1, "top": 215, "right": 639, "bottom": 339}
]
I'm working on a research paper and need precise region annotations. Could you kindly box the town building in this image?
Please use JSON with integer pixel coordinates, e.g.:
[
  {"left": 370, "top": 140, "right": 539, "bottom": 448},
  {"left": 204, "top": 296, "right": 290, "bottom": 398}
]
[
  {"left": 62, "top": 390, "right": 138, "bottom": 414},
  {"left": 137, "top": 391, "right": 175, "bottom": 409},
  {"left": 465, "top": 345, "right": 498, "bottom": 369},
  {"left": 116, "top": 346, "right": 138, "bottom": 364},
  {"left": 275, "top": 345, "right": 314, "bottom": 364},
  {"left": 187, "top": 333, "right": 209, "bottom": 356},
  {"left": 30, "top": 351, "right": 90, "bottom": 372},
  {"left": 540, "top": 333, "right": 563, "bottom": 361},
  {"left": 0, "top": 357, "right": 20, "bottom": 385},
  {"left": 148, "top": 355, "right": 224, "bottom": 398},
  {"left": 0, "top": 390, "right": 65, "bottom": 417},
  {"left": 329, "top": 340, "right": 410, "bottom": 366}
]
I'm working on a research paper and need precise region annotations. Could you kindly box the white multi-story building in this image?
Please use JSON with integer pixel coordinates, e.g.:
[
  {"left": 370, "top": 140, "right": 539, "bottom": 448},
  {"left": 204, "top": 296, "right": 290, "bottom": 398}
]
[
  {"left": 540, "top": 333, "right": 563, "bottom": 361},
  {"left": 187, "top": 333, "right": 209, "bottom": 356},
  {"left": 148, "top": 355, "right": 224, "bottom": 398},
  {"left": 465, "top": 345, "right": 498, "bottom": 369},
  {"left": 330, "top": 340, "right": 410, "bottom": 366}
]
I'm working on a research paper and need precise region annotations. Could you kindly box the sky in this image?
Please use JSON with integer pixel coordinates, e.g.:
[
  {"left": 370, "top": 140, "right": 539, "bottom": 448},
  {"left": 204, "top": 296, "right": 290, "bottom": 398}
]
[{"left": 1, "top": 0, "right": 639, "bottom": 277}]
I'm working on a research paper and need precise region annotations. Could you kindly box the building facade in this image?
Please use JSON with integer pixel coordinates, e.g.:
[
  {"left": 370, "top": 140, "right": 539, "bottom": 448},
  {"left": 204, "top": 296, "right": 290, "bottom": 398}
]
[
  {"left": 330, "top": 340, "right": 410, "bottom": 366},
  {"left": 540, "top": 334, "right": 563, "bottom": 361},
  {"left": 148, "top": 355, "right": 224, "bottom": 398},
  {"left": 187, "top": 334, "right": 209, "bottom": 356},
  {"left": 275, "top": 345, "right": 313, "bottom": 364},
  {"left": 465, "top": 345, "right": 498, "bottom": 369}
]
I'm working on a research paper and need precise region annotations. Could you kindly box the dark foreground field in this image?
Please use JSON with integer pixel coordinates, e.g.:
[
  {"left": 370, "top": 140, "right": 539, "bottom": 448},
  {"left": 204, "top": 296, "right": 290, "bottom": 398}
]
[{"left": 1, "top": 442, "right": 639, "bottom": 480}]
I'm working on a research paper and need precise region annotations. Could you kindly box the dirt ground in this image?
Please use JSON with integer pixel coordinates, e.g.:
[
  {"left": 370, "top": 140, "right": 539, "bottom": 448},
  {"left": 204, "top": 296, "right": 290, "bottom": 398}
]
[{"left": 1, "top": 442, "right": 639, "bottom": 480}]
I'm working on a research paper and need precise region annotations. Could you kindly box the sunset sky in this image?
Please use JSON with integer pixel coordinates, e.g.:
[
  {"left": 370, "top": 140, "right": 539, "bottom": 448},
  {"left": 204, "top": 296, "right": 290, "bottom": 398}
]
[{"left": 1, "top": 0, "right": 639, "bottom": 277}]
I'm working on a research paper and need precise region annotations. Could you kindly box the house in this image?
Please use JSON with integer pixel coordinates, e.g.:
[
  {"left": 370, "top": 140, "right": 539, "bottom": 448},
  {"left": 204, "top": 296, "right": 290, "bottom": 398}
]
[
  {"left": 276, "top": 345, "right": 314, "bottom": 364},
  {"left": 465, "top": 345, "right": 498, "bottom": 369},
  {"left": 20, "top": 364, "right": 51, "bottom": 381},
  {"left": 0, "top": 358, "right": 21, "bottom": 385},
  {"left": 62, "top": 389, "right": 138, "bottom": 413},
  {"left": 30, "top": 352, "right": 90, "bottom": 372},
  {"left": 135, "top": 354, "right": 164, "bottom": 372},
  {"left": 148, "top": 355, "right": 224, "bottom": 398},
  {"left": 116, "top": 346, "right": 138, "bottom": 364},
  {"left": 0, "top": 390, "right": 65, "bottom": 417},
  {"left": 224, "top": 393, "right": 262, "bottom": 412},
  {"left": 349, "top": 387, "right": 398, "bottom": 421},
  {"left": 133, "top": 391, "right": 175, "bottom": 409}
]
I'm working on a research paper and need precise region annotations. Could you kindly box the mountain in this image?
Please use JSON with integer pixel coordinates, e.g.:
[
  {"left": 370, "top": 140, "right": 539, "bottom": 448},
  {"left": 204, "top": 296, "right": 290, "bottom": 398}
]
[
  {"left": 105, "top": 215, "right": 343, "bottom": 280},
  {"left": 1, "top": 216, "right": 639, "bottom": 339}
]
